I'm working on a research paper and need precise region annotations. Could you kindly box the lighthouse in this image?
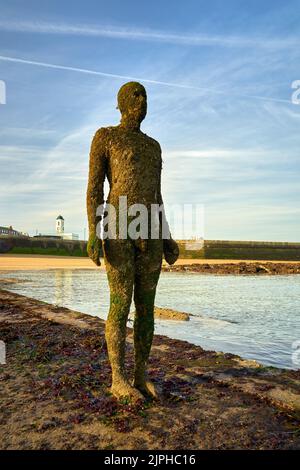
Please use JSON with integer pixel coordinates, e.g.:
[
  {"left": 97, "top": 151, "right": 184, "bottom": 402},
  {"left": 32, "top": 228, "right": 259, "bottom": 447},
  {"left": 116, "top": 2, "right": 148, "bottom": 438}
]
[
  {"left": 56, "top": 215, "right": 64, "bottom": 235},
  {"left": 55, "top": 215, "right": 79, "bottom": 240}
]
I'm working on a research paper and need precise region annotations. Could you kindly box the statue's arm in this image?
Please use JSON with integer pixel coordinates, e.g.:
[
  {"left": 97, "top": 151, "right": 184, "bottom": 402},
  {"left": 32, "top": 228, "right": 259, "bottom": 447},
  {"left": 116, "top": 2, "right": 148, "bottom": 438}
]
[
  {"left": 157, "top": 155, "right": 168, "bottom": 229},
  {"left": 157, "top": 146, "right": 179, "bottom": 265},
  {"left": 86, "top": 128, "right": 108, "bottom": 265}
]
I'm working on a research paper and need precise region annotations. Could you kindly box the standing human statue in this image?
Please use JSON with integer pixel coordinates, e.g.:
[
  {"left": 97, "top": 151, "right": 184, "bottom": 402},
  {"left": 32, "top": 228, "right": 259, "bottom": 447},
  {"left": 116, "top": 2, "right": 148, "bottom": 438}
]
[{"left": 87, "top": 82, "right": 179, "bottom": 401}]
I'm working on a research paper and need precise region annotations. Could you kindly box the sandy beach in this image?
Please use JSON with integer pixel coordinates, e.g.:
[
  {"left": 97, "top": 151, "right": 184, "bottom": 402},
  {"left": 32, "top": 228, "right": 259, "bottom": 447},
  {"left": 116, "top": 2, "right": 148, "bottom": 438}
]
[
  {"left": 1, "top": 254, "right": 300, "bottom": 272},
  {"left": 0, "top": 289, "right": 299, "bottom": 450}
]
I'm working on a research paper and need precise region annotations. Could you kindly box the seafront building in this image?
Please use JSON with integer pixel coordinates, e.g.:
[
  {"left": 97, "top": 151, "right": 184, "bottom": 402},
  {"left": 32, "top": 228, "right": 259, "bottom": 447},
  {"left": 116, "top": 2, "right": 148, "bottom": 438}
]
[
  {"left": 0, "top": 225, "right": 27, "bottom": 237},
  {"left": 55, "top": 215, "right": 79, "bottom": 241},
  {"left": 33, "top": 215, "right": 79, "bottom": 241}
]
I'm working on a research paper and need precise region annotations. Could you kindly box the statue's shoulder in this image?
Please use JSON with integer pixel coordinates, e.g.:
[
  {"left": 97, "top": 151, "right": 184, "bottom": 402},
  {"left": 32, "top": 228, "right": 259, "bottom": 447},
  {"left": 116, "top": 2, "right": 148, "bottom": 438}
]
[
  {"left": 93, "top": 126, "right": 115, "bottom": 138},
  {"left": 92, "top": 126, "right": 118, "bottom": 149},
  {"left": 143, "top": 132, "right": 161, "bottom": 152}
]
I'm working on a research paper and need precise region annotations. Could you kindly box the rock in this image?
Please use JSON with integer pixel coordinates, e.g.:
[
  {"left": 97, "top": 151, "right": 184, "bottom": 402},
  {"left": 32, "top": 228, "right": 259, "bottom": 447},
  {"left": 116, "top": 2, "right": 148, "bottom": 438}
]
[
  {"left": 154, "top": 307, "right": 190, "bottom": 321},
  {"left": 130, "top": 307, "right": 190, "bottom": 322},
  {"left": 162, "top": 261, "right": 300, "bottom": 275},
  {"left": 256, "top": 265, "right": 272, "bottom": 274}
]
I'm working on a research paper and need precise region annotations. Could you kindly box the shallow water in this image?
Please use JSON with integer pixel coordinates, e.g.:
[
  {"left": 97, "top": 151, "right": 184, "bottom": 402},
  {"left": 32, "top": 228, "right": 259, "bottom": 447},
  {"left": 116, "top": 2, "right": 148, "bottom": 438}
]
[{"left": 2, "top": 269, "right": 300, "bottom": 369}]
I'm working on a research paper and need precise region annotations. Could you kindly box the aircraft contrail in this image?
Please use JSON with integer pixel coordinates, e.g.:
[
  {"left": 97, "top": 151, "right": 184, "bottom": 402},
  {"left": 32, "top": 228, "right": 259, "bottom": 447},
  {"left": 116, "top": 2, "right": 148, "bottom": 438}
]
[
  {"left": 0, "top": 20, "right": 296, "bottom": 50},
  {"left": 0, "top": 55, "right": 201, "bottom": 90},
  {"left": 0, "top": 54, "right": 291, "bottom": 104}
]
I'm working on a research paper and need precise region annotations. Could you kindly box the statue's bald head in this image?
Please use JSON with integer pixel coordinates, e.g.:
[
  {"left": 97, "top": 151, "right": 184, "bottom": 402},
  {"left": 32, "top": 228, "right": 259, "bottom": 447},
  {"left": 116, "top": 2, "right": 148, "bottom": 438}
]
[{"left": 117, "top": 82, "right": 147, "bottom": 129}]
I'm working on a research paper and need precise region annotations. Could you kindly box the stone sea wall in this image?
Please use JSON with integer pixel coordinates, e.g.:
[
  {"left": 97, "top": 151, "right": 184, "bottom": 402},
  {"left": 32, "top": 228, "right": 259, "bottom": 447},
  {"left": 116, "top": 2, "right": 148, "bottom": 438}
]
[
  {"left": 0, "top": 236, "right": 89, "bottom": 257},
  {"left": 1, "top": 236, "right": 299, "bottom": 260},
  {"left": 178, "top": 239, "right": 300, "bottom": 261}
]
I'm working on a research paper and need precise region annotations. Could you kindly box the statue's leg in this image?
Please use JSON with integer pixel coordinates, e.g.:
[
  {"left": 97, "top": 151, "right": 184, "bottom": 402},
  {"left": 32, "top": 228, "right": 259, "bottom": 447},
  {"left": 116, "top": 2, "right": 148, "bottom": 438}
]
[
  {"left": 133, "top": 239, "right": 163, "bottom": 398},
  {"left": 103, "top": 239, "right": 144, "bottom": 402}
]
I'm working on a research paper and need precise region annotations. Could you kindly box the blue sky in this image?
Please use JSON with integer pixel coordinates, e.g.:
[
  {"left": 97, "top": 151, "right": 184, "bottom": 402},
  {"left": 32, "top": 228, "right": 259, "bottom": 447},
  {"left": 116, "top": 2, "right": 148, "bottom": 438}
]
[{"left": 0, "top": 0, "right": 299, "bottom": 241}]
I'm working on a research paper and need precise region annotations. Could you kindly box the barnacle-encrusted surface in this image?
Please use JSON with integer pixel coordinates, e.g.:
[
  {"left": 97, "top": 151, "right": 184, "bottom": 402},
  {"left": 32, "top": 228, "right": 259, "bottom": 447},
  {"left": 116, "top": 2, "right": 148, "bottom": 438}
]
[{"left": 87, "top": 82, "right": 178, "bottom": 400}]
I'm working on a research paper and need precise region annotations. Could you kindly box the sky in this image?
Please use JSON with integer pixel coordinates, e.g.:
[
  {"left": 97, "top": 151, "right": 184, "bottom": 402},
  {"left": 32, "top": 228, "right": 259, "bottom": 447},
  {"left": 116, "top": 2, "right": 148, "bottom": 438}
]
[{"left": 0, "top": 0, "right": 299, "bottom": 241}]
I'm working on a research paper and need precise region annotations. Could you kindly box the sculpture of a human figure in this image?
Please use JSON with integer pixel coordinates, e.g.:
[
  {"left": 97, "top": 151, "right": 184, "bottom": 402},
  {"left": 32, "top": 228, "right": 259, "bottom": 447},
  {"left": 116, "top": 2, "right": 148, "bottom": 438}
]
[{"left": 87, "top": 82, "right": 179, "bottom": 401}]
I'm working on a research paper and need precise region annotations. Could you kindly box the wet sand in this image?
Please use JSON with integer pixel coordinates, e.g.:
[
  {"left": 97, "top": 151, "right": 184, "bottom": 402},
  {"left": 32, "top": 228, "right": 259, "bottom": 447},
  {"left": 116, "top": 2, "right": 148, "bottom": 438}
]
[
  {"left": 0, "top": 289, "right": 299, "bottom": 450},
  {"left": 1, "top": 254, "right": 299, "bottom": 272},
  {"left": 0, "top": 254, "right": 104, "bottom": 271}
]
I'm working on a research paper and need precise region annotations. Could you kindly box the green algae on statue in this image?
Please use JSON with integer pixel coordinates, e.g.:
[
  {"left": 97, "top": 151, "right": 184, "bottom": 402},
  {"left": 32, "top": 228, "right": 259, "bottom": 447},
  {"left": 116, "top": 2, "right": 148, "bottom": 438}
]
[{"left": 87, "top": 82, "right": 179, "bottom": 401}]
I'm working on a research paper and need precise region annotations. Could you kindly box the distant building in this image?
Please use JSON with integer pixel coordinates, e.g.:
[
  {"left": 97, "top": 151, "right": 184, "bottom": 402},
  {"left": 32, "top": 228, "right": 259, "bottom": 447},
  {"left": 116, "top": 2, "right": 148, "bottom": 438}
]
[
  {"left": 55, "top": 215, "right": 79, "bottom": 241},
  {"left": 56, "top": 215, "right": 64, "bottom": 235},
  {"left": 62, "top": 233, "right": 79, "bottom": 241},
  {"left": 0, "top": 225, "right": 22, "bottom": 237},
  {"left": 0, "top": 217, "right": 79, "bottom": 241}
]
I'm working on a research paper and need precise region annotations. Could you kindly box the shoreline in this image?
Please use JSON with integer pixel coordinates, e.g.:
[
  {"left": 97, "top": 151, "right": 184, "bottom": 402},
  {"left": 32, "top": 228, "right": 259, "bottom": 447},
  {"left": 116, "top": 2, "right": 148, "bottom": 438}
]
[
  {"left": 1, "top": 254, "right": 300, "bottom": 274},
  {"left": 163, "top": 261, "right": 300, "bottom": 275},
  {"left": 0, "top": 289, "right": 299, "bottom": 449}
]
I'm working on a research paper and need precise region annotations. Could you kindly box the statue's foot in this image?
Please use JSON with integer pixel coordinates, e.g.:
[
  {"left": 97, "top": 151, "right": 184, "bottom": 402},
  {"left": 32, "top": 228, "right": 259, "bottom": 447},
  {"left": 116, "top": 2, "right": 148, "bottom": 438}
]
[
  {"left": 134, "top": 380, "right": 160, "bottom": 400},
  {"left": 110, "top": 378, "right": 145, "bottom": 403}
]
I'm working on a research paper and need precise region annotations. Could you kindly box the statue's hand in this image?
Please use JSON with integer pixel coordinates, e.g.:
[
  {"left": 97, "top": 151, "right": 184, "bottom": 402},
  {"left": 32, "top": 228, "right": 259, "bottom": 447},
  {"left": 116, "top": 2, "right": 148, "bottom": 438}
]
[
  {"left": 87, "top": 233, "right": 102, "bottom": 266},
  {"left": 163, "top": 238, "right": 179, "bottom": 265}
]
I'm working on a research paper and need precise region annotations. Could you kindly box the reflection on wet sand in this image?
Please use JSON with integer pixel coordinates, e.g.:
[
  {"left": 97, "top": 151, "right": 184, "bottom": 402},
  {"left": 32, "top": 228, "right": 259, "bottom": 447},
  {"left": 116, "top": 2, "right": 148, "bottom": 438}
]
[{"left": 54, "top": 270, "right": 74, "bottom": 306}]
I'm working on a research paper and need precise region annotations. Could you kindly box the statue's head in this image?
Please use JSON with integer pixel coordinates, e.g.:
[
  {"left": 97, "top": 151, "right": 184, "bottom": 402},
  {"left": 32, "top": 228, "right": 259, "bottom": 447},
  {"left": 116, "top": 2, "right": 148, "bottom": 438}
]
[{"left": 117, "top": 82, "right": 147, "bottom": 128}]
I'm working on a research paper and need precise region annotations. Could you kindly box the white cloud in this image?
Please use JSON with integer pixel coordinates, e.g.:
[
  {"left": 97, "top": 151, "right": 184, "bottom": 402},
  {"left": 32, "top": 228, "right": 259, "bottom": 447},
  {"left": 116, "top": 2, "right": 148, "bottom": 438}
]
[{"left": 0, "top": 19, "right": 298, "bottom": 50}]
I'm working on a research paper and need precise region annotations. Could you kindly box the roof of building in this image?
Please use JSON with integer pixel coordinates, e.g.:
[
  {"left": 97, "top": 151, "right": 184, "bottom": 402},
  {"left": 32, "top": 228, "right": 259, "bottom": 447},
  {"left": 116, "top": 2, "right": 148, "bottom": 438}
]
[
  {"left": 56, "top": 215, "right": 64, "bottom": 220},
  {"left": 0, "top": 225, "right": 17, "bottom": 231}
]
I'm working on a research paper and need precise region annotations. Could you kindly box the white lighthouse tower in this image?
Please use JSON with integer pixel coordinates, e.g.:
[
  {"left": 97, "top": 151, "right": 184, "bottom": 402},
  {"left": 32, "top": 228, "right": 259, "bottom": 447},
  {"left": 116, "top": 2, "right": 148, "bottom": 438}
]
[{"left": 56, "top": 215, "right": 64, "bottom": 235}]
